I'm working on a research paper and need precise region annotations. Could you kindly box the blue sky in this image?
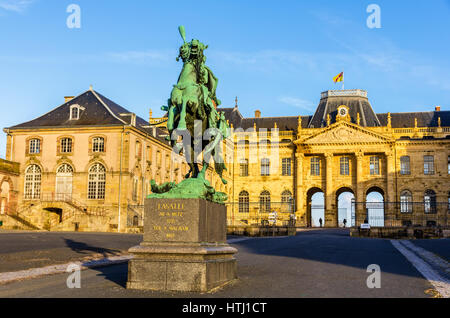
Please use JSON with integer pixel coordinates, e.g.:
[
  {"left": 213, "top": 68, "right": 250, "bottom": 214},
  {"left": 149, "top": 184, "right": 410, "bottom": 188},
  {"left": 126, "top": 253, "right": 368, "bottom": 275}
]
[{"left": 0, "top": 0, "right": 449, "bottom": 158}]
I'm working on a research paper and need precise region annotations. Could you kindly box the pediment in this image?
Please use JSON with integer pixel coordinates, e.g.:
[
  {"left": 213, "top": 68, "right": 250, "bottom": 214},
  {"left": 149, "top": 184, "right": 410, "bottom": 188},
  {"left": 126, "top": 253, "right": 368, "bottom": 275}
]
[{"left": 302, "top": 122, "right": 391, "bottom": 145}]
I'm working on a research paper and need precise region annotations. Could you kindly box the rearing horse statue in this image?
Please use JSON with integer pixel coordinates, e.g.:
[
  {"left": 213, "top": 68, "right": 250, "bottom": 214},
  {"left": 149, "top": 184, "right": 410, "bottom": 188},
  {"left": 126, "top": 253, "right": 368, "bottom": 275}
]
[{"left": 151, "top": 26, "right": 229, "bottom": 203}]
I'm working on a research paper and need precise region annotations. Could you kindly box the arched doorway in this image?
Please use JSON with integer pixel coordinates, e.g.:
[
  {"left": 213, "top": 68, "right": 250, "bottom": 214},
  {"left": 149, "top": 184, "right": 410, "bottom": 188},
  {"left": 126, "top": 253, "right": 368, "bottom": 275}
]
[
  {"left": 307, "top": 188, "right": 324, "bottom": 227},
  {"left": 56, "top": 164, "right": 73, "bottom": 201},
  {"left": 0, "top": 180, "right": 10, "bottom": 215},
  {"left": 336, "top": 187, "right": 354, "bottom": 227},
  {"left": 366, "top": 187, "right": 385, "bottom": 227}
]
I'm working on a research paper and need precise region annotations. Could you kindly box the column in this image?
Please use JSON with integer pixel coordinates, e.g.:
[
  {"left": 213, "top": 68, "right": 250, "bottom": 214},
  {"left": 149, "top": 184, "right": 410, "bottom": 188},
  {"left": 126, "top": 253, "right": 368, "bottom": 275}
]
[
  {"left": 295, "top": 152, "right": 305, "bottom": 226},
  {"left": 385, "top": 151, "right": 395, "bottom": 225},
  {"left": 355, "top": 151, "right": 365, "bottom": 226},
  {"left": 324, "top": 153, "right": 336, "bottom": 227}
]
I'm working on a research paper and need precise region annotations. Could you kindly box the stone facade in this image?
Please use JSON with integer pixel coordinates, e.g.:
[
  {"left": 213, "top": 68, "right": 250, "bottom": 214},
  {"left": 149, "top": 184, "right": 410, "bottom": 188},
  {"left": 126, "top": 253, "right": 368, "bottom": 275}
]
[{"left": 2, "top": 88, "right": 449, "bottom": 231}]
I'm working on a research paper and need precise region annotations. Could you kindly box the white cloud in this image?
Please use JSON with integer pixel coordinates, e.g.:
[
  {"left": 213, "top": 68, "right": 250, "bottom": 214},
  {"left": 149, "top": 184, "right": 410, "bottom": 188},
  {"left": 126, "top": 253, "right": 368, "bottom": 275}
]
[
  {"left": 0, "top": 0, "right": 34, "bottom": 13},
  {"left": 279, "top": 96, "right": 315, "bottom": 111}
]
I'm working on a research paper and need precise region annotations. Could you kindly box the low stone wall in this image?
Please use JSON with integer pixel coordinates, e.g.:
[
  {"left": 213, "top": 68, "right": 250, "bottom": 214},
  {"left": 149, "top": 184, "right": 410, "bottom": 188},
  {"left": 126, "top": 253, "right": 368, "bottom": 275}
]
[
  {"left": 227, "top": 225, "right": 297, "bottom": 237},
  {"left": 350, "top": 226, "right": 450, "bottom": 239}
]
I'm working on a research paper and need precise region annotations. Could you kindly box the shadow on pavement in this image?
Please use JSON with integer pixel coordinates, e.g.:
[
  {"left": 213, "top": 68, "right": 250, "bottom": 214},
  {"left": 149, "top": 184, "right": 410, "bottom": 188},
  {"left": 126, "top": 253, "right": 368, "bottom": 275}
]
[{"left": 64, "top": 239, "right": 122, "bottom": 258}]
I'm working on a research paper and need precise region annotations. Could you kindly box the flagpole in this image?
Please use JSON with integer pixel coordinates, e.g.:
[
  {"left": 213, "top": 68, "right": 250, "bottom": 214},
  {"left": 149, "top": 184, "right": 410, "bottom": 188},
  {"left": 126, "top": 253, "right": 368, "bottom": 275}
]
[{"left": 342, "top": 71, "right": 344, "bottom": 90}]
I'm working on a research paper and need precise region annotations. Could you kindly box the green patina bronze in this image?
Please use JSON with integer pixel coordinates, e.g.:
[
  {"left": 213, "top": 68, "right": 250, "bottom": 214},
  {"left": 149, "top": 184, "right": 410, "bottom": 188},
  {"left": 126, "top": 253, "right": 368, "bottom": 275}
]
[{"left": 148, "top": 26, "right": 229, "bottom": 204}]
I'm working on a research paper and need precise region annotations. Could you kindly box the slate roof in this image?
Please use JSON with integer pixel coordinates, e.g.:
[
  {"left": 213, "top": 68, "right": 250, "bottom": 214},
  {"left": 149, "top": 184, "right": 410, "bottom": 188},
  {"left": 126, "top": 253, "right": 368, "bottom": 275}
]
[
  {"left": 377, "top": 111, "right": 450, "bottom": 128},
  {"left": 8, "top": 89, "right": 449, "bottom": 143},
  {"left": 308, "top": 95, "right": 381, "bottom": 128},
  {"left": 7, "top": 89, "right": 169, "bottom": 144}
]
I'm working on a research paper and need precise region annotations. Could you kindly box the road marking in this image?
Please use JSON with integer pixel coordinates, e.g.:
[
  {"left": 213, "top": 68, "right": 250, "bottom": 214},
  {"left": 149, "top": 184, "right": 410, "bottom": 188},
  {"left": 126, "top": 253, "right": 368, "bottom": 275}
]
[
  {"left": 0, "top": 254, "right": 133, "bottom": 286},
  {"left": 391, "top": 240, "right": 450, "bottom": 298}
]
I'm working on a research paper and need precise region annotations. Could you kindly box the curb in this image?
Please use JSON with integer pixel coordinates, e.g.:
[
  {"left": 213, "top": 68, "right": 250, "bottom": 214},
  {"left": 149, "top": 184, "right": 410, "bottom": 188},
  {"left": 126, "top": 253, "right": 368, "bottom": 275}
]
[{"left": 0, "top": 254, "right": 134, "bottom": 286}]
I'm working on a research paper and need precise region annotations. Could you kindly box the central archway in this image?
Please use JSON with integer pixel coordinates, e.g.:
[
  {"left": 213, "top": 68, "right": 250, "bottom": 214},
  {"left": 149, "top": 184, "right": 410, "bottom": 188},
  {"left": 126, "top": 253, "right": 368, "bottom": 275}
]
[
  {"left": 307, "top": 187, "right": 324, "bottom": 227},
  {"left": 366, "top": 186, "right": 385, "bottom": 227},
  {"left": 336, "top": 187, "right": 354, "bottom": 228}
]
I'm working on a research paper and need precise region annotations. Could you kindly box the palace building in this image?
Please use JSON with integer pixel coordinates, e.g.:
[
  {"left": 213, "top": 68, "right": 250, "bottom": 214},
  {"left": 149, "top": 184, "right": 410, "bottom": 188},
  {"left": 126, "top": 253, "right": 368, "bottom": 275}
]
[{"left": 0, "top": 87, "right": 449, "bottom": 232}]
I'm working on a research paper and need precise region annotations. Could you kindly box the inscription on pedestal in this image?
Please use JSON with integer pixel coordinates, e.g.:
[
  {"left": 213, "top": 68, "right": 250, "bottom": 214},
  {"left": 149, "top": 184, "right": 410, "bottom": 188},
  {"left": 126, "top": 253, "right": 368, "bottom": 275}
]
[{"left": 144, "top": 199, "right": 226, "bottom": 244}]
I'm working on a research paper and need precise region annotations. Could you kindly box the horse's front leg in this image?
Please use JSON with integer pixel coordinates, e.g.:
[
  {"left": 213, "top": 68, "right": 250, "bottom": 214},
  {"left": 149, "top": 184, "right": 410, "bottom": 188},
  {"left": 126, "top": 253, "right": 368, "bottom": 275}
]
[{"left": 197, "top": 161, "right": 209, "bottom": 180}]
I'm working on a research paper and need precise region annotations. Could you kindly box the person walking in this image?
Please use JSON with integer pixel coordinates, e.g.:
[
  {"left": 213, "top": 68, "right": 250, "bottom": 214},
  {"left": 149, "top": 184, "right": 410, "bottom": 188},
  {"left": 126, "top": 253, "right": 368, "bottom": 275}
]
[
  {"left": 319, "top": 218, "right": 323, "bottom": 228},
  {"left": 343, "top": 218, "right": 347, "bottom": 228}
]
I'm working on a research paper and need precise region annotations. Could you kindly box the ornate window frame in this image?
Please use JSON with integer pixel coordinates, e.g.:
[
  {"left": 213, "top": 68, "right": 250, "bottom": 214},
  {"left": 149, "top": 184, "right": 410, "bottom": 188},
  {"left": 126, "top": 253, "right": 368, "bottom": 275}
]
[
  {"left": 88, "top": 135, "right": 107, "bottom": 154},
  {"left": 26, "top": 136, "right": 43, "bottom": 156},
  {"left": 57, "top": 136, "right": 74, "bottom": 155}
]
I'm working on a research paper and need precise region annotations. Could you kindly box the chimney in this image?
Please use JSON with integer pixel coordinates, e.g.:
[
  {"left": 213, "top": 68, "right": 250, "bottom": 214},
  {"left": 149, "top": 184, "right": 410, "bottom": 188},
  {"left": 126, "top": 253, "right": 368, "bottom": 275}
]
[
  {"left": 435, "top": 106, "right": 441, "bottom": 112},
  {"left": 64, "top": 96, "right": 74, "bottom": 103},
  {"left": 255, "top": 110, "right": 261, "bottom": 118}
]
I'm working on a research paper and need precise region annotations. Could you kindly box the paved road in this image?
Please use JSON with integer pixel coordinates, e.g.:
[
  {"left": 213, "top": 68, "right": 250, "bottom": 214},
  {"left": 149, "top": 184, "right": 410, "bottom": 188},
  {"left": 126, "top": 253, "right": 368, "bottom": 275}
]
[
  {"left": 0, "top": 231, "right": 141, "bottom": 272},
  {"left": 1, "top": 229, "right": 447, "bottom": 298}
]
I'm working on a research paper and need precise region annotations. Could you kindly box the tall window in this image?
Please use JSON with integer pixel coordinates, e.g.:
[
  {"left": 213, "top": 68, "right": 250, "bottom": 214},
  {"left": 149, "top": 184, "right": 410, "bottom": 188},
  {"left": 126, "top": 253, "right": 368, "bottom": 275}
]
[
  {"left": 239, "top": 191, "right": 249, "bottom": 213},
  {"left": 400, "top": 156, "right": 410, "bottom": 175},
  {"left": 281, "top": 190, "right": 293, "bottom": 213},
  {"left": 424, "top": 155, "right": 434, "bottom": 175},
  {"left": 240, "top": 159, "right": 249, "bottom": 177},
  {"left": 424, "top": 190, "right": 436, "bottom": 214},
  {"left": 282, "top": 158, "right": 291, "bottom": 176},
  {"left": 135, "top": 141, "right": 142, "bottom": 158},
  {"left": 60, "top": 138, "right": 73, "bottom": 153},
  {"left": 370, "top": 156, "right": 379, "bottom": 175},
  {"left": 310, "top": 157, "right": 320, "bottom": 176},
  {"left": 92, "top": 137, "right": 105, "bottom": 153},
  {"left": 24, "top": 165, "right": 41, "bottom": 200},
  {"left": 261, "top": 158, "right": 270, "bottom": 176},
  {"left": 447, "top": 156, "right": 450, "bottom": 174},
  {"left": 88, "top": 163, "right": 106, "bottom": 199},
  {"left": 259, "top": 191, "right": 271, "bottom": 213},
  {"left": 132, "top": 177, "right": 139, "bottom": 202},
  {"left": 29, "top": 139, "right": 41, "bottom": 154},
  {"left": 448, "top": 156, "right": 450, "bottom": 174},
  {"left": 340, "top": 157, "right": 350, "bottom": 176},
  {"left": 400, "top": 190, "right": 412, "bottom": 213}
]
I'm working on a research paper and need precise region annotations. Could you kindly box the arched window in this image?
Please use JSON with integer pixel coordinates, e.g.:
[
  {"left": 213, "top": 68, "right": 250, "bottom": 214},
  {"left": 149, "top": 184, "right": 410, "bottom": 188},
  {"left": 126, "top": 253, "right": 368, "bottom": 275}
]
[
  {"left": 424, "top": 190, "right": 436, "bottom": 214},
  {"left": 92, "top": 137, "right": 105, "bottom": 153},
  {"left": 400, "top": 190, "right": 412, "bottom": 213},
  {"left": 24, "top": 165, "right": 41, "bottom": 200},
  {"left": 88, "top": 163, "right": 106, "bottom": 199},
  {"left": 239, "top": 191, "right": 249, "bottom": 213},
  {"left": 281, "top": 190, "right": 293, "bottom": 213},
  {"left": 259, "top": 190, "right": 271, "bottom": 213},
  {"left": 132, "top": 215, "right": 139, "bottom": 227},
  {"left": 60, "top": 138, "right": 73, "bottom": 153}
]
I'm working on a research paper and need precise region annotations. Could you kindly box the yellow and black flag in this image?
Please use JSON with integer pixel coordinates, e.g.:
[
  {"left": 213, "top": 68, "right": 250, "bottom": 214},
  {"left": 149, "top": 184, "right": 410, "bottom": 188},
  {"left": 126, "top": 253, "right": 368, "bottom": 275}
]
[{"left": 333, "top": 72, "right": 344, "bottom": 83}]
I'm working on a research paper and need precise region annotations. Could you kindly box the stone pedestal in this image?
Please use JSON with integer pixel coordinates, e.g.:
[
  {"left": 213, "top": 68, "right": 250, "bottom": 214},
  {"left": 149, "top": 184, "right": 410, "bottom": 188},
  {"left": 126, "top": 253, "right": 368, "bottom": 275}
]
[{"left": 126, "top": 198, "right": 237, "bottom": 292}]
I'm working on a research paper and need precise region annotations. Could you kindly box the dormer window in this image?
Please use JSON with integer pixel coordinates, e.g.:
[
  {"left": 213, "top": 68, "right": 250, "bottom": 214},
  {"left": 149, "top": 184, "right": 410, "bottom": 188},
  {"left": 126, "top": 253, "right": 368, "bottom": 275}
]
[{"left": 70, "top": 105, "right": 83, "bottom": 120}]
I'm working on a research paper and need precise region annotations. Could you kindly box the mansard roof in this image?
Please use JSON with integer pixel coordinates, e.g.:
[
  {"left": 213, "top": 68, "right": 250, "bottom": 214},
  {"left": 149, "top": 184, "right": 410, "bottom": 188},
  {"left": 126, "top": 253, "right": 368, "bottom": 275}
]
[
  {"left": 377, "top": 111, "right": 450, "bottom": 128},
  {"left": 308, "top": 90, "right": 381, "bottom": 128},
  {"left": 7, "top": 89, "right": 169, "bottom": 144}
]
